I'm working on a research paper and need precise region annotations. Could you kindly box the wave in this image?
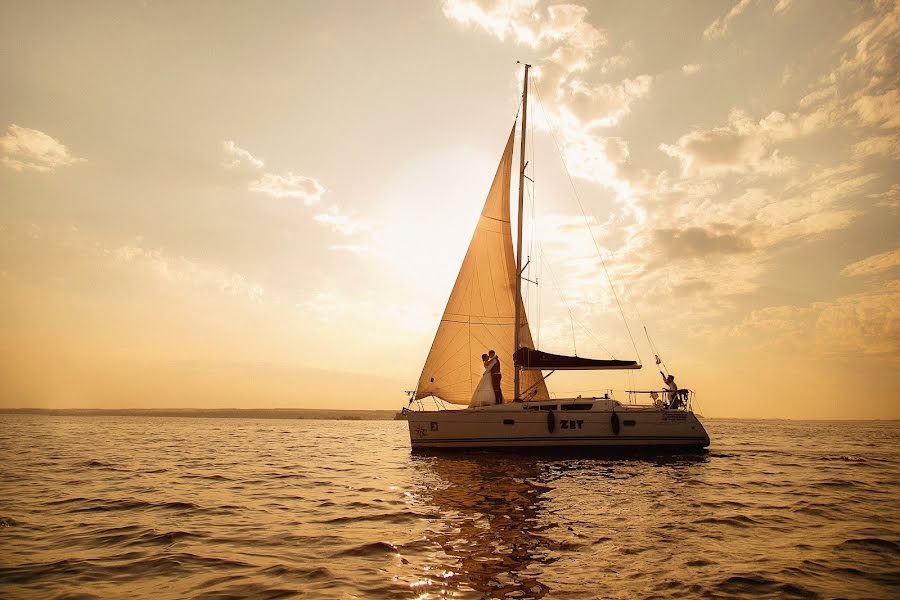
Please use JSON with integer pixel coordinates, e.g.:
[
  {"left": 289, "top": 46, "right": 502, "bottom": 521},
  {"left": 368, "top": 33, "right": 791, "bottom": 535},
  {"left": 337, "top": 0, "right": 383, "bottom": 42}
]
[
  {"left": 695, "top": 514, "right": 760, "bottom": 528},
  {"left": 256, "top": 565, "right": 335, "bottom": 580},
  {"left": 839, "top": 538, "right": 900, "bottom": 554},
  {"left": 331, "top": 541, "right": 398, "bottom": 558},
  {"left": 819, "top": 455, "right": 866, "bottom": 462},
  {"left": 67, "top": 499, "right": 201, "bottom": 513},
  {"left": 42, "top": 497, "right": 243, "bottom": 516},
  {"left": 715, "top": 574, "right": 818, "bottom": 598},
  {"left": 63, "top": 525, "right": 203, "bottom": 550},
  {"left": 192, "top": 584, "right": 302, "bottom": 600},
  {"left": 316, "top": 512, "right": 420, "bottom": 525},
  {"left": 685, "top": 558, "right": 714, "bottom": 567},
  {"left": 0, "top": 552, "right": 255, "bottom": 587},
  {"left": 0, "top": 516, "right": 23, "bottom": 528},
  {"left": 812, "top": 478, "right": 865, "bottom": 489},
  {"left": 180, "top": 473, "right": 233, "bottom": 482}
]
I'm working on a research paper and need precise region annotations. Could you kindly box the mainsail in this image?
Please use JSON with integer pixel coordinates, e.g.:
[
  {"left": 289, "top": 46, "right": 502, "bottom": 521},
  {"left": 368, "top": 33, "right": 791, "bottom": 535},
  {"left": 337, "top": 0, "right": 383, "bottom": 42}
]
[{"left": 415, "top": 126, "right": 550, "bottom": 405}]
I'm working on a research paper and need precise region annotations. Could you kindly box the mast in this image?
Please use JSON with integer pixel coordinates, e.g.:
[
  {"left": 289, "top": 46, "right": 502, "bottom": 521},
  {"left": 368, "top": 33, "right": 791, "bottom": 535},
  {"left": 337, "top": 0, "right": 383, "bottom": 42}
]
[{"left": 514, "top": 62, "right": 530, "bottom": 401}]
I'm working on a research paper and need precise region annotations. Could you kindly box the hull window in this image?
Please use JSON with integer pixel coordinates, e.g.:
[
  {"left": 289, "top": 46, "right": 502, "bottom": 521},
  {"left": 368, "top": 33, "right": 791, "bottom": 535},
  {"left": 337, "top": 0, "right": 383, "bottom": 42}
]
[
  {"left": 623, "top": 420, "right": 636, "bottom": 427},
  {"left": 503, "top": 419, "right": 515, "bottom": 425},
  {"left": 561, "top": 403, "right": 593, "bottom": 411}
]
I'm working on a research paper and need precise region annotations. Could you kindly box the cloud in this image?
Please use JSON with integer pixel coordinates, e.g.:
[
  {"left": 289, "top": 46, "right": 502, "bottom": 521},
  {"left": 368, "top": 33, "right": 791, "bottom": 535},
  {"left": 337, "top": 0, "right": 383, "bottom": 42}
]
[
  {"left": 443, "top": 1, "right": 604, "bottom": 53},
  {"left": 313, "top": 206, "right": 371, "bottom": 236},
  {"left": 671, "top": 279, "right": 713, "bottom": 297},
  {"left": 221, "top": 141, "right": 375, "bottom": 244},
  {"left": 114, "top": 242, "right": 264, "bottom": 302},
  {"left": 703, "top": 0, "right": 754, "bottom": 40},
  {"left": 443, "top": 0, "right": 650, "bottom": 196},
  {"left": 814, "top": 281, "right": 900, "bottom": 356},
  {"left": 221, "top": 140, "right": 325, "bottom": 205},
  {"left": 853, "top": 90, "right": 900, "bottom": 129},
  {"left": 250, "top": 172, "right": 325, "bottom": 205},
  {"left": 729, "top": 304, "right": 815, "bottom": 349},
  {"left": 703, "top": 0, "right": 797, "bottom": 40},
  {"left": 774, "top": 0, "right": 794, "bottom": 15},
  {"left": 564, "top": 75, "right": 653, "bottom": 128},
  {"left": 659, "top": 109, "right": 806, "bottom": 177},
  {"left": 730, "top": 281, "right": 900, "bottom": 358},
  {"left": 869, "top": 184, "right": 900, "bottom": 209},
  {"left": 221, "top": 140, "right": 263, "bottom": 170},
  {"left": 443, "top": 0, "right": 896, "bottom": 337},
  {"left": 660, "top": 166, "right": 871, "bottom": 248},
  {"left": 851, "top": 134, "right": 900, "bottom": 160},
  {"left": 652, "top": 227, "right": 753, "bottom": 259},
  {"left": 841, "top": 247, "right": 900, "bottom": 277},
  {"left": 614, "top": 155, "right": 877, "bottom": 319},
  {"left": 798, "top": 2, "right": 898, "bottom": 130},
  {"left": 654, "top": 2, "right": 896, "bottom": 301},
  {"left": 0, "top": 124, "right": 84, "bottom": 172}
]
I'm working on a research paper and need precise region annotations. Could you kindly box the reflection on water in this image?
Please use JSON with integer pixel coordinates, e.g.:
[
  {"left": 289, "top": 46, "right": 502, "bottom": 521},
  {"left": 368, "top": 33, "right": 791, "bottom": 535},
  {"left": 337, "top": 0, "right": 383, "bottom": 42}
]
[
  {"left": 412, "top": 454, "right": 556, "bottom": 597},
  {"left": 407, "top": 452, "right": 712, "bottom": 598}
]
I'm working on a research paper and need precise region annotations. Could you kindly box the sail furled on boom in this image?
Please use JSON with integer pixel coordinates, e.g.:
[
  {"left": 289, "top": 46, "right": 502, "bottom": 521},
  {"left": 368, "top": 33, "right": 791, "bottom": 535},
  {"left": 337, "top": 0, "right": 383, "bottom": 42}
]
[
  {"left": 415, "top": 125, "right": 550, "bottom": 405},
  {"left": 514, "top": 347, "right": 640, "bottom": 371}
]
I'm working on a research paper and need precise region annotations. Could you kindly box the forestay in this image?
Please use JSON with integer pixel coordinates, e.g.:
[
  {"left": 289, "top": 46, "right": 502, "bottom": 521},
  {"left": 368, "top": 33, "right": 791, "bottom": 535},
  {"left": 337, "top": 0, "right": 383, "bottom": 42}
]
[{"left": 415, "top": 126, "right": 550, "bottom": 405}]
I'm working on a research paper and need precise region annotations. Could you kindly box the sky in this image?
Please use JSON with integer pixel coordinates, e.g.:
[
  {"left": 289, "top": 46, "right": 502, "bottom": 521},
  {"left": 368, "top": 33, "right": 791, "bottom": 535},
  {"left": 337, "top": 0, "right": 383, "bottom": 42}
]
[{"left": 1, "top": 0, "right": 897, "bottom": 418}]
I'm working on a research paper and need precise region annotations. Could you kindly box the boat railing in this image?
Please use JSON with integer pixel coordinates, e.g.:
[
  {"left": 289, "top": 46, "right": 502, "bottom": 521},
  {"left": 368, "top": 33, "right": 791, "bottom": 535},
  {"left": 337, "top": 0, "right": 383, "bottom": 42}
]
[
  {"left": 548, "top": 388, "right": 695, "bottom": 411},
  {"left": 405, "top": 389, "right": 696, "bottom": 412},
  {"left": 623, "top": 389, "right": 695, "bottom": 411}
]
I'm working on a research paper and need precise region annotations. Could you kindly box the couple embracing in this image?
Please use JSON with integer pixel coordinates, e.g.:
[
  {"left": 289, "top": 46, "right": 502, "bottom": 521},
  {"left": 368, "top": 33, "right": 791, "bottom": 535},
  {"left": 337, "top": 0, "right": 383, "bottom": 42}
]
[{"left": 469, "top": 350, "right": 503, "bottom": 408}]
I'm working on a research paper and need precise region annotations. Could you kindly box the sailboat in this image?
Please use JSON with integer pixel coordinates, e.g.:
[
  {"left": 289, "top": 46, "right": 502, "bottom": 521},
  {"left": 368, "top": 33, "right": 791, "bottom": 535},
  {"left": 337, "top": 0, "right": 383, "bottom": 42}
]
[{"left": 403, "top": 64, "right": 710, "bottom": 451}]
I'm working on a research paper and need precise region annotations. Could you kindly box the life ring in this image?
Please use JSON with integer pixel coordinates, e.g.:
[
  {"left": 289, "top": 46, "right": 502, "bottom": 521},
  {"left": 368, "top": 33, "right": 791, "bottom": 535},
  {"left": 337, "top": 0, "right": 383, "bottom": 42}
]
[
  {"left": 547, "top": 410, "right": 556, "bottom": 433},
  {"left": 611, "top": 412, "right": 620, "bottom": 435}
]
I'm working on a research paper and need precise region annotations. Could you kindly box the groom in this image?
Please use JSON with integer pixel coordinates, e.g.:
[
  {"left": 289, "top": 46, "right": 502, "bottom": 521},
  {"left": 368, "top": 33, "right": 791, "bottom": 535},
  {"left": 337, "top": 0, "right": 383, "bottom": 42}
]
[{"left": 488, "top": 349, "right": 502, "bottom": 404}]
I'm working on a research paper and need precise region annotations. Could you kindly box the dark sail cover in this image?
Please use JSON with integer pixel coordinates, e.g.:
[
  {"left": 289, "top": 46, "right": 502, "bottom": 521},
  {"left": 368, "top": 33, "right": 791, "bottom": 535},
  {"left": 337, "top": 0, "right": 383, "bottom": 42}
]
[{"left": 514, "top": 347, "right": 641, "bottom": 371}]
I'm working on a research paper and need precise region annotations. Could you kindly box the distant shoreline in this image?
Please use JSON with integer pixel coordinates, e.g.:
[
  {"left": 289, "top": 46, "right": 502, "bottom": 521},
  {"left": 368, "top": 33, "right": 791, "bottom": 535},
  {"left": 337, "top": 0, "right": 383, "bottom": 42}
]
[
  {"left": 0, "top": 409, "right": 896, "bottom": 422},
  {"left": 0, "top": 408, "right": 406, "bottom": 421}
]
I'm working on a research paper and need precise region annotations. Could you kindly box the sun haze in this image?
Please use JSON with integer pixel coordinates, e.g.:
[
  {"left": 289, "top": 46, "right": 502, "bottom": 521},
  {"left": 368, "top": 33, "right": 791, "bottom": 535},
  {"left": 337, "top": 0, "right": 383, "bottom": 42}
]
[{"left": 1, "top": 1, "right": 897, "bottom": 419}]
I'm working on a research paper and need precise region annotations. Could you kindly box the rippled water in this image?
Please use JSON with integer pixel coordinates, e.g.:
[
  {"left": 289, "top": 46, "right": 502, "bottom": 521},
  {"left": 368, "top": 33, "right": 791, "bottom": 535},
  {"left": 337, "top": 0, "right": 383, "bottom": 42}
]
[{"left": 1, "top": 416, "right": 898, "bottom": 599}]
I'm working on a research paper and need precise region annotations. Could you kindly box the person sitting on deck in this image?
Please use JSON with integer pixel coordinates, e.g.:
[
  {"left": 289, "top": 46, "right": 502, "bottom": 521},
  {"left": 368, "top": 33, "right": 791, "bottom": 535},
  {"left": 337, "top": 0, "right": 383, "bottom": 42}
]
[{"left": 660, "top": 371, "right": 683, "bottom": 409}]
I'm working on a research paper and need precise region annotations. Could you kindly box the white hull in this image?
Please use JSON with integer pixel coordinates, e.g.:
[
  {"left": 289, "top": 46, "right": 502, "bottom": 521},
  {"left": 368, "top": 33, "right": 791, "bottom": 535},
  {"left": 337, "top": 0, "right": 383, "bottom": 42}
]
[{"left": 405, "top": 398, "right": 709, "bottom": 451}]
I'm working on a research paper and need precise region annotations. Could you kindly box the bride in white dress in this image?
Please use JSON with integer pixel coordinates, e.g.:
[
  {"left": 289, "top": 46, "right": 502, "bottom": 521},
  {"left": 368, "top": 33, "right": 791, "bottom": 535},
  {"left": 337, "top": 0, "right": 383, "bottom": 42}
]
[{"left": 468, "top": 353, "right": 498, "bottom": 408}]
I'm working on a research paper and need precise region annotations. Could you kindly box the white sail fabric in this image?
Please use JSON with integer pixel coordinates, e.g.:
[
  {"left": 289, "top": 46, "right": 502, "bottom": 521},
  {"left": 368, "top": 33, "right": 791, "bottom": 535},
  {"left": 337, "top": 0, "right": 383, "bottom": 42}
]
[{"left": 416, "top": 126, "right": 550, "bottom": 405}]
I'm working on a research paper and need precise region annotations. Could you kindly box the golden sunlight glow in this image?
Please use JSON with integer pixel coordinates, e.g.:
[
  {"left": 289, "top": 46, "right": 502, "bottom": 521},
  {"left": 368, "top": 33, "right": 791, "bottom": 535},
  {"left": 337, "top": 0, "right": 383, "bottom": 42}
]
[{"left": 1, "top": 1, "right": 897, "bottom": 418}]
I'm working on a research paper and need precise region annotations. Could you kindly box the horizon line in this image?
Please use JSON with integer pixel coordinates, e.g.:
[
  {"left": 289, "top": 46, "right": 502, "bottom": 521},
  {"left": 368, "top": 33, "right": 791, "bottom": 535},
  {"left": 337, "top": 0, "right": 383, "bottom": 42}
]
[{"left": 1, "top": 408, "right": 897, "bottom": 423}]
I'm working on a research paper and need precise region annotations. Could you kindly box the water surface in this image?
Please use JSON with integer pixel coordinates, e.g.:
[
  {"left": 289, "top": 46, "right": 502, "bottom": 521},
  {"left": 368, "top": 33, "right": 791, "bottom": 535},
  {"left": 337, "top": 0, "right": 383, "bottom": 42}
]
[{"left": 1, "top": 416, "right": 898, "bottom": 598}]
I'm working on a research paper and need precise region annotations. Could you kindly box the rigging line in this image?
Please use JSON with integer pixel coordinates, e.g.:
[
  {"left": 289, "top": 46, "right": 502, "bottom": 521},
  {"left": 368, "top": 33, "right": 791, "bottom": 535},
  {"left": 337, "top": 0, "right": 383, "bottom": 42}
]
[
  {"left": 532, "top": 83, "right": 642, "bottom": 364},
  {"left": 630, "top": 293, "right": 662, "bottom": 374},
  {"left": 539, "top": 252, "right": 615, "bottom": 358},
  {"left": 536, "top": 247, "right": 543, "bottom": 348},
  {"left": 529, "top": 80, "right": 537, "bottom": 279},
  {"left": 524, "top": 174, "right": 538, "bottom": 310},
  {"left": 643, "top": 324, "right": 670, "bottom": 376},
  {"left": 539, "top": 253, "right": 579, "bottom": 357},
  {"left": 524, "top": 74, "right": 537, "bottom": 337}
]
